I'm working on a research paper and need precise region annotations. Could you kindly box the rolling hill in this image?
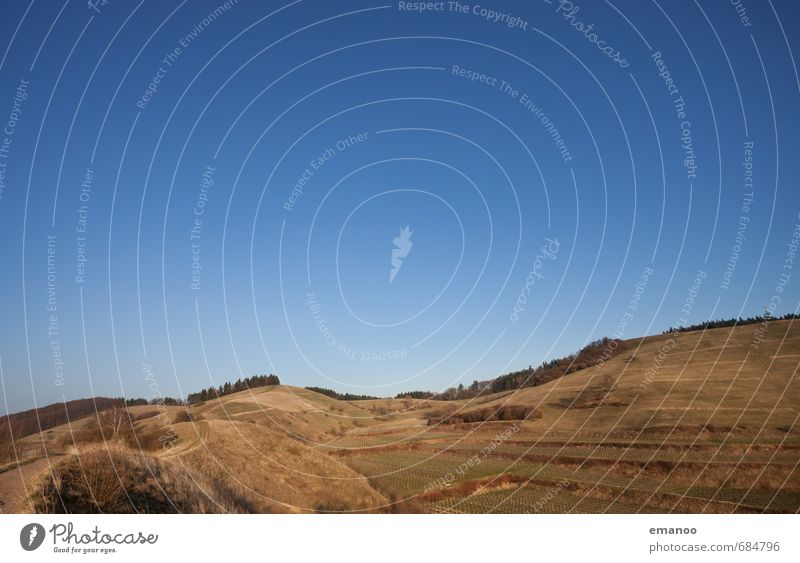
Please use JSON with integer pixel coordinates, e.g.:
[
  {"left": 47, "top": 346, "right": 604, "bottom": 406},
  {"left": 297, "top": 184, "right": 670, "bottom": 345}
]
[{"left": 1, "top": 319, "right": 798, "bottom": 513}]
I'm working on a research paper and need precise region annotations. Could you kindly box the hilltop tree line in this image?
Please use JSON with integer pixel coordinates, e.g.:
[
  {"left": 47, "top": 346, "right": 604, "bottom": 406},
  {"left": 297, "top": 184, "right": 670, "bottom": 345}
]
[
  {"left": 124, "top": 397, "right": 183, "bottom": 407},
  {"left": 388, "top": 338, "right": 624, "bottom": 401},
  {"left": 304, "top": 387, "right": 381, "bottom": 401},
  {"left": 399, "top": 380, "right": 488, "bottom": 401},
  {"left": 395, "top": 391, "right": 435, "bottom": 400},
  {"left": 1, "top": 374, "right": 282, "bottom": 448},
  {"left": 488, "top": 337, "right": 624, "bottom": 394},
  {"left": 187, "top": 374, "right": 280, "bottom": 405},
  {"left": 4, "top": 313, "right": 798, "bottom": 449},
  {"left": 402, "top": 338, "right": 625, "bottom": 401},
  {"left": 393, "top": 314, "right": 800, "bottom": 400},
  {"left": 663, "top": 313, "right": 799, "bottom": 335}
]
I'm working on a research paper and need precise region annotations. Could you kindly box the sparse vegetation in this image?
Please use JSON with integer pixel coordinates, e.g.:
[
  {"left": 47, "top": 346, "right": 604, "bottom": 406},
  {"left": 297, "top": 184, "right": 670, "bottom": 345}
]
[
  {"left": 29, "top": 445, "right": 256, "bottom": 513},
  {"left": 56, "top": 406, "right": 172, "bottom": 452},
  {"left": 0, "top": 398, "right": 125, "bottom": 443},
  {"left": 0, "top": 419, "right": 22, "bottom": 464},
  {"left": 1, "top": 319, "right": 798, "bottom": 514},
  {"left": 428, "top": 405, "right": 541, "bottom": 425}
]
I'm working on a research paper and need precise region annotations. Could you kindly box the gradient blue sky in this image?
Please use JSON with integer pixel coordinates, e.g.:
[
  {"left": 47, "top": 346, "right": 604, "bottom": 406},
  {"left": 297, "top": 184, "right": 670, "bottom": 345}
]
[{"left": 1, "top": 0, "right": 799, "bottom": 413}]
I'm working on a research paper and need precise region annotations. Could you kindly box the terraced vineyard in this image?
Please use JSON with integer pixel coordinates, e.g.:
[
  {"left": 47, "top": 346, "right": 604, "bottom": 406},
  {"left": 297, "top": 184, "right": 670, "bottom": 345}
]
[
  {"left": 326, "top": 320, "right": 800, "bottom": 513},
  {"left": 3, "top": 320, "right": 799, "bottom": 513},
  {"left": 333, "top": 428, "right": 799, "bottom": 513}
]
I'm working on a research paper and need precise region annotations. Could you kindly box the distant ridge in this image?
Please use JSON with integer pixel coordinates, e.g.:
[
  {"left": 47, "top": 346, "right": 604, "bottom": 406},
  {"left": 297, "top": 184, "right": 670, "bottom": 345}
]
[
  {"left": 0, "top": 397, "right": 124, "bottom": 442},
  {"left": 3, "top": 314, "right": 797, "bottom": 436}
]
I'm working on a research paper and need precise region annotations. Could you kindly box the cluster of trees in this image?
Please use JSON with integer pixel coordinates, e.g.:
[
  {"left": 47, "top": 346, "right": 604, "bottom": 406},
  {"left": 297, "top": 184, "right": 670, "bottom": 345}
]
[
  {"left": 489, "top": 337, "right": 624, "bottom": 394},
  {"left": 2, "top": 374, "right": 282, "bottom": 443},
  {"left": 305, "top": 385, "right": 491, "bottom": 403},
  {"left": 393, "top": 339, "right": 626, "bottom": 401},
  {"left": 432, "top": 380, "right": 489, "bottom": 401},
  {"left": 187, "top": 374, "right": 280, "bottom": 405},
  {"left": 124, "top": 397, "right": 183, "bottom": 407},
  {"left": 394, "top": 391, "right": 435, "bottom": 400},
  {"left": 663, "top": 313, "right": 800, "bottom": 335},
  {"left": 395, "top": 382, "right": 490, "bottom": 402},
  {"left": 7, "top": 314, "right": 797, "bottom": 452},
  {"left": 125, "top": 398, "right": 149, "bottom": 406},
  {"left": 304, "top": 387, "right": 380, "bottom": 401}
]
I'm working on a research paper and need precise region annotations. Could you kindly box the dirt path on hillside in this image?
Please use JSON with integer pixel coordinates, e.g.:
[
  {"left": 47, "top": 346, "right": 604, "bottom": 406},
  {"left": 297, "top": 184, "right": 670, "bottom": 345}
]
[
  {"left": 0, "top": 456, "right": 62, "bottom": 514},
  {"left": 160, "top": 421, "right": 209, "bottom": 459}
]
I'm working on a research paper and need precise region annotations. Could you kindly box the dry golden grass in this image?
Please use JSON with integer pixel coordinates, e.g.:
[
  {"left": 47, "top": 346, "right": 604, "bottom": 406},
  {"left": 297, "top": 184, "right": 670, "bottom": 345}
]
[
  {"left": 5, "top": 320, "right": 798, "bottom": 513},
  {"left": 177, "top": 419, "right": 388, "bottom": 513},
  {"left": 29, "top": 444, "right": 257, "bottom": 514}
]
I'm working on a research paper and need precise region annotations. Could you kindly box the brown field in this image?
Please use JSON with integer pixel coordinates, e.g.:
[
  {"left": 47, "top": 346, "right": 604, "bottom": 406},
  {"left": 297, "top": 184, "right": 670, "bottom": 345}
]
[{"left": 1, "top": 320, "right": 799, "bottom": 513}]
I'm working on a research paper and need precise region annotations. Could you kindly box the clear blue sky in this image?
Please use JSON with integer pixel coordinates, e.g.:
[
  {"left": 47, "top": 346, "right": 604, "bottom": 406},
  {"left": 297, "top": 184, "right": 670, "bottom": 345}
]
[{"left": 1, "top": 0, "right": 799, "bottom": 413}]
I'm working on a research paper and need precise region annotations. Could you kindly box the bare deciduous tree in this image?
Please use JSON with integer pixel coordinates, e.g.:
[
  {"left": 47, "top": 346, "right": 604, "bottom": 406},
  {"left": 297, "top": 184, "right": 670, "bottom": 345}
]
[{"left": 98, "top": 407, "right": 129, "bottom": 439}]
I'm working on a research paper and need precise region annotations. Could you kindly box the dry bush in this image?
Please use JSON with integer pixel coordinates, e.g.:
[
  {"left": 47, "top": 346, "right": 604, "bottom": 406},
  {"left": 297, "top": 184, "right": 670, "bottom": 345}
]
[
  {"left": 428, "top": 405, "right": 541, "bottom": 425},
  {"left": 426, "top": 406, "right": 458, "bottom": 422},
  {"left": 0, "top": 398, "right": 124, "bottom": 441},
  {"left": 169, "top": 409, "right": 203, "bottom": 423},
  {"left": 365, "top": 479, "right": 424, "bottom": 513},
  {"left": 419, "top": 474, "right": 526, "bottom": 503},
  {"left": 313, "top": 499, "right": 352, "bottom": 513},
  {"left": 386, "top": 493, "right": 424, "bottom": 514},
  {"left": 171, "top": 410, "right": 191, "bottom": 424},
  {"left": 56, "top": 409, "right": 171, "bottom": 453},
  {"left": 29, "top": 445, "right": 256, "bottom": 514},
  {"left": 0, "top": 420, "right": 23, "bottom": 463}
]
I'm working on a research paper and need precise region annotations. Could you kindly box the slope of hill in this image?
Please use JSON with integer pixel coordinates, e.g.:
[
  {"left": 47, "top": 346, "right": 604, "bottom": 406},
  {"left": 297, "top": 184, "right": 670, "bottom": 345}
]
[
  {"left": 0, "top": 397, "right": 123, "bottom": 440},
  {"left": 1, "top": 319, "right": 798, "bottom": 513}
]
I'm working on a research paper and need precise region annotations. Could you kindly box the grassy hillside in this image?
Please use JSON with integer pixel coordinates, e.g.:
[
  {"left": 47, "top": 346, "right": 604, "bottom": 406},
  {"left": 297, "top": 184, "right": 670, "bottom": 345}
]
[
  {"left": 0, "top": 397, "right": 123, "bottom": 448},
  {"left": 2, "top": 319, "right": 798, "bottom": 513}
]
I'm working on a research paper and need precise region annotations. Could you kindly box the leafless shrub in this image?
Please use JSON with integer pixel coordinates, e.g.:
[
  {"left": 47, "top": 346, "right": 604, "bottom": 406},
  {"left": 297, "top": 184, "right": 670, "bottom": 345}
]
[
  {"left": 56, "top": 408, "right": 167, "bottom": 453},
  {"left": 29, "top": 444, "right": 256, "bottom": 513},
  {"left": 0, "top": 421, "right": 25, "bottom": 464},
  {"left": 428, "top": 405, "right": 541, "bottom": 425},
  {"left": 314, "top": 499, "right": 352, "bottom": 513}
]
